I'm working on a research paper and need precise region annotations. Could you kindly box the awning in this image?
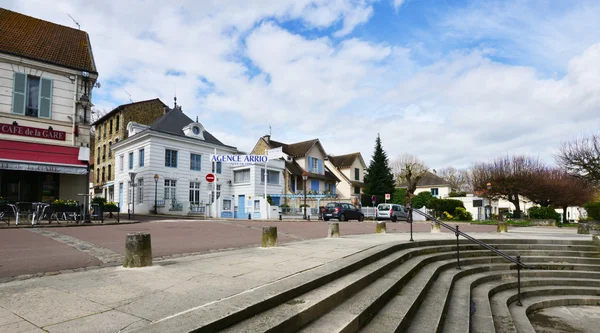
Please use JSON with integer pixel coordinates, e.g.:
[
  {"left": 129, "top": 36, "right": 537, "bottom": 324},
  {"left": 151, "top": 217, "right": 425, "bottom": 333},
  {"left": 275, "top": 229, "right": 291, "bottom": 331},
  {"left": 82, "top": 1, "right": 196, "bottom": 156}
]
[{"left": 0, "top": 140, "right": 88, "bottom": 175}]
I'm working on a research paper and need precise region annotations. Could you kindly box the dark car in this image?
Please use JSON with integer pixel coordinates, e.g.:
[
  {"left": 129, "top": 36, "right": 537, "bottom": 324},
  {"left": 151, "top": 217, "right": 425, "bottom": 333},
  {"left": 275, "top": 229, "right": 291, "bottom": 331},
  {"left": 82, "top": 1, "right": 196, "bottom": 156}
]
[{"left": 323, "top": 202, "right": 364, "bottom": 221}]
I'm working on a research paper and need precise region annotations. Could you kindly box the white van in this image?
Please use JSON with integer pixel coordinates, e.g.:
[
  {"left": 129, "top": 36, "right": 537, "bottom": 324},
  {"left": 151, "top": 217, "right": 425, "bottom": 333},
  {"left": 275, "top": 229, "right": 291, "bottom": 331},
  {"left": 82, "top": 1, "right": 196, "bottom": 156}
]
[{"left": 376, "top": 203, "right": 408, "bottom": 222}]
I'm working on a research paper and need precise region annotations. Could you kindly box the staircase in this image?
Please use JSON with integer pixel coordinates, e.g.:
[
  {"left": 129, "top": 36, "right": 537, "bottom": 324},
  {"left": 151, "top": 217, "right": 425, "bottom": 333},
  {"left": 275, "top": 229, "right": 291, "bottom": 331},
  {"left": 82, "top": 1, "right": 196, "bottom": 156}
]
[{"left": 136, "top": 235, "right": 600, "bottom": 333}]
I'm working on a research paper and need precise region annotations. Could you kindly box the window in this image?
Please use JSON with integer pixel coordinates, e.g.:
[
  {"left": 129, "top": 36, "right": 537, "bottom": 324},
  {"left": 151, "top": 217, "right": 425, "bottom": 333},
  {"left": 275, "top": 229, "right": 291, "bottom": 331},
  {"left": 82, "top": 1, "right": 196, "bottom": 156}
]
[
  {"left": 11, "top": 73, "right": 52, "bottom": 118},
  {"left": 108, "top": 165, "right": 112, "bottom": 181},
  {"left": 137, "top": 178, "right": 144, "bottom": 203},
  {"left": 234, "top": 169, "right": 250, "bottom": 184},
  {"left": 97, "top": 126, "right": 101, "bottom": 138},
  {"left": 212, "top": 161, "right": 222, "bottom": 174},
  {"left": 115, "top": 138, "right": 119, "bottom": 143},
  {"left": 216, "top": 184, "right": 221, "bottom": 199},
  {"left": 128, "top": 152, "right": 133, "bottom": 170},
  {"left": 164, "top": 179, "right": 177, "bottom": 199},
  {"left": 165, "top": 149, "right": 178, "bottom": 168},
  {"left": 223, "top": 199, "right": 232, "bottom": 211},
  {"left": 103, "top": 124, "right": 107, "bottom": 138},
  {"left": 101, "top": 167, "right": 105, "bottom": 182},
  {"left": 260, "top": 169, "right": 280, "bottom": 185},
  {"left": 119, "top": 155, "right": 124, "bottom": 171},
  {"left": 312, "top": 158, "right": 319, "bottom": 173},
  {"left": 116, "top": 115, "right": 120, "bottom": 131},
  {"left": 97, "top": 147, "right": 100, "bottom": 164},
  {"left": 96, "top": 168, "right": 100, "bottom": 183},
  {"left": 354, "top": 186, "right": 361, "bottom": 194},
  {"left": 190, "top": 154, "right": 202, "bottom": 171},
  {"left": 254, "top": 200, "right": 260, "bottom": 211},
  {"left": 189, "top": 182, "right": 201, "bottom": 204},
  {"left": 102, "top": 144, "right": 106, "bottom": 160},
  {"left": 109, "top": 120, "right": 113, "bottom": 134},
  {"left": 139, "top": 149, "right": 145, "bottom": 167},
  {"left": 431, "top": 188, "right": 439, "bottom": 196},
  {"left": 354, "top": 168, "right": 360, "bottom": 180},
  {"left": 108, "top": 142, "right": 112, "bottom": 157}
]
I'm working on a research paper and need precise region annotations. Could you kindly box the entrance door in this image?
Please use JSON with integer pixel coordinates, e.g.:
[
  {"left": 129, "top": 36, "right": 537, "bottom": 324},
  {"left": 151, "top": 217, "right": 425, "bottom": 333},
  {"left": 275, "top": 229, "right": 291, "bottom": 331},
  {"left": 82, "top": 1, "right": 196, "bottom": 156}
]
[
  {"left": 118, "top": 183, "right": 123, "bottom": 211},
  {"left": 238, "top": 195, "right": 245, "bottom": 218}
]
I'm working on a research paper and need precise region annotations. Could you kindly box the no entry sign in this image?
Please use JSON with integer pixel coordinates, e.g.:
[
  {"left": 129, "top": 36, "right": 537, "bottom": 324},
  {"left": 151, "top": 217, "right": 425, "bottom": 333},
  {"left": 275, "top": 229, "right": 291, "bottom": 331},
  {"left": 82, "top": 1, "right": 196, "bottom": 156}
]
[{"left": 206, "top": 173, "right": 215, "bottom": 183}]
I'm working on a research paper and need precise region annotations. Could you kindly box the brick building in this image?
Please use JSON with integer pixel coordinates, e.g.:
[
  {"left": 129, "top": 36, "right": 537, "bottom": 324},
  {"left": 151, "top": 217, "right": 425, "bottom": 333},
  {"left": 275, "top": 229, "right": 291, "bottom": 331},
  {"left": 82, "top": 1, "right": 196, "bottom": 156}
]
[{"left": 90, "top": 98, "right": 167, "bottom": 201}]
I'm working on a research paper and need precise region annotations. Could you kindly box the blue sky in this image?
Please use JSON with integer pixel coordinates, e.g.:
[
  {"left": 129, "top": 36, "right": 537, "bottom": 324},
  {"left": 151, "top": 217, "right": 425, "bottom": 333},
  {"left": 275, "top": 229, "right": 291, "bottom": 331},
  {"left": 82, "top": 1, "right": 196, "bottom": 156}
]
[{"left": 3, "top": 0, "right": 600, "bottom": 169}]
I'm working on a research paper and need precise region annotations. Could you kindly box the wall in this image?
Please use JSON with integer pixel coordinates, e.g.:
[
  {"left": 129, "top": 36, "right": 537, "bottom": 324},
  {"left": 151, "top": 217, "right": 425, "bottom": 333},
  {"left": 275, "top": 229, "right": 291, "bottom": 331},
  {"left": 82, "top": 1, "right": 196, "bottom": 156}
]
[{"left": 341, "top": 158, "right": 364, "bottom": 182}]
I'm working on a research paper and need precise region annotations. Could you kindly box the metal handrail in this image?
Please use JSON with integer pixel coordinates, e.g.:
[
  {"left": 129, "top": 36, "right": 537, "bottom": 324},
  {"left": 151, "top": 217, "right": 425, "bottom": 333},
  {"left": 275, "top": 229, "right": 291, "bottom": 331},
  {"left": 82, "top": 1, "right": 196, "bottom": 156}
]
[{"left": 412, "top": 209, "right": 534, "bottom": 269}]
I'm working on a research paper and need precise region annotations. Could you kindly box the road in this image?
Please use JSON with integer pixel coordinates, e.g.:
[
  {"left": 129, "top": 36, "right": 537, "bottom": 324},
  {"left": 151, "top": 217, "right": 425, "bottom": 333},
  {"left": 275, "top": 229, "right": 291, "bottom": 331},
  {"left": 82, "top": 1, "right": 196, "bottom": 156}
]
[{"left": 0, "top": 219, "right": 496, "bottom": 278}]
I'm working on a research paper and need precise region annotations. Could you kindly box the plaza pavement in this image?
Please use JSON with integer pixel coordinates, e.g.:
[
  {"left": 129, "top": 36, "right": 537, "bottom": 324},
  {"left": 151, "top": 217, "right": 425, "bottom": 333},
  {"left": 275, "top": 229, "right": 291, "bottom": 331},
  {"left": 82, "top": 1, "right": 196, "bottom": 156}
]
[{"left": 0, "top": 225, "right": 591, "bottom": 333}]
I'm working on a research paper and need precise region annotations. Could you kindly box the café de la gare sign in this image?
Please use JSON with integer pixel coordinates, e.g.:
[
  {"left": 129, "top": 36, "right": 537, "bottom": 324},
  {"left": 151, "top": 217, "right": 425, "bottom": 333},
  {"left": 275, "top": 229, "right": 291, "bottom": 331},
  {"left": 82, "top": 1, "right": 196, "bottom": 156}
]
[
  {"left": 211, "top": 154, "right": 269, "bottom": 166},
  {"left": 0, "top": 123, "right": 66, "bottom": 141}
]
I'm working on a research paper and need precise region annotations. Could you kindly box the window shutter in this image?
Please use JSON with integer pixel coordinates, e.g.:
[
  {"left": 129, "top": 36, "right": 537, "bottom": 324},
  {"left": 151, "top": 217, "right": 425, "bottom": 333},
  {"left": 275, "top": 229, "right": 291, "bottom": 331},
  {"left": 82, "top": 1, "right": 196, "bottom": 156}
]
[
  {"left": 39, "top": 78, "right": 53, "bottom": 118},
  {"left": 12, "top": 73, "right": 26, "bottom": 115},
  {"left": 318, "top": 159, "right": 323, "bottom": 174},
  {"left": 308, "top": 157, "right": 313, "bottom": 172}
]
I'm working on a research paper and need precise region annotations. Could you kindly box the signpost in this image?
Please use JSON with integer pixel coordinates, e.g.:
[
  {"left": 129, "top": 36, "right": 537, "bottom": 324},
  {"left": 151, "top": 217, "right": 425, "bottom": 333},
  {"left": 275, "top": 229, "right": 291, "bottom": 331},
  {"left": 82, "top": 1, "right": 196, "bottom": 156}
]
[
  {"left": 372, "top": 195, "right": 376, "bottom": 221},
  {"left": 385, "top": 193, "right": 390, "bottom": 202},
  {"left": 205, "top": 173, "right": 215, "bottom": 183}
]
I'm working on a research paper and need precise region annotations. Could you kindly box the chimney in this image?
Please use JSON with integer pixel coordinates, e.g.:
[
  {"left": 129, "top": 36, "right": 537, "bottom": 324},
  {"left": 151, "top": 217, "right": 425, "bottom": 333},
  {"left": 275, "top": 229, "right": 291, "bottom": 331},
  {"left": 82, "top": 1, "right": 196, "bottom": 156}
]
[{"left": 163, "top": 106, "right": 169, "bottom": 115}]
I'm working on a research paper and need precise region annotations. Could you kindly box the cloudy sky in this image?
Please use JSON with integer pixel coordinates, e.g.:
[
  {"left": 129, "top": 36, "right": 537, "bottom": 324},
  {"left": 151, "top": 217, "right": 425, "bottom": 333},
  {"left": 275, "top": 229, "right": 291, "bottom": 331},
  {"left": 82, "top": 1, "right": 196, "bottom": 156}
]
[{"left": 4, "top": 0, "right": 600, "bottom": 169}]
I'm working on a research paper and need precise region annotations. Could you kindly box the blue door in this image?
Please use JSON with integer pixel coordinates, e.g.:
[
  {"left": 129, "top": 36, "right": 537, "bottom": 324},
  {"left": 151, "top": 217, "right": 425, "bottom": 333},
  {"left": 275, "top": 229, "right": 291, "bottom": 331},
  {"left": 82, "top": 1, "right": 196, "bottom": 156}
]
[
  {"left": 238, "top": 195, "right": 245, "bottom": 218},
  {"left": 118, "top": 183, "right": 123, "bottom": 212}
]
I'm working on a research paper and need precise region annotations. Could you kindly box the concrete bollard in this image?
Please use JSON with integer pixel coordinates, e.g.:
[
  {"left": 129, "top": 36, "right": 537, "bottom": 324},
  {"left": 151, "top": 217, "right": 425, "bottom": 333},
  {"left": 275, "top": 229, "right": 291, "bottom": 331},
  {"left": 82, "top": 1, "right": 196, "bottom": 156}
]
[
  {"left": 328, "top": 223, "right": 340, "bottom": 238},
  {"left": 376, "top": 222, "right": 387, "bottom": 234},
  {"left": 262, "top": 226, "right": 277, "bottom": 247},
  {"left": 593, "top": 235, "right": 599, "bottom": 247},
  {"left": 497, "top": 222, "right": 508, "bottom": 233},
  {"left": 578, "top": 223, "right": 590, "bottom": 235},
  {"left": 123, "top": 232, "right": 152, "bottom": 268},
  {"left": 431, "top": 222, "right": 441, "bottom": 233}
]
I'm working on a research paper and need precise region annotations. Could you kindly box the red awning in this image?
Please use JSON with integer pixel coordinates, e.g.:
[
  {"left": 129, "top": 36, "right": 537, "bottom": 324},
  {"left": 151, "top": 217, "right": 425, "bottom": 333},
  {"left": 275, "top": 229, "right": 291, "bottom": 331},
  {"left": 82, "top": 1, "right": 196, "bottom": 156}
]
[{"left": 0, "top": 140, "right": 87, "bottom": 167}]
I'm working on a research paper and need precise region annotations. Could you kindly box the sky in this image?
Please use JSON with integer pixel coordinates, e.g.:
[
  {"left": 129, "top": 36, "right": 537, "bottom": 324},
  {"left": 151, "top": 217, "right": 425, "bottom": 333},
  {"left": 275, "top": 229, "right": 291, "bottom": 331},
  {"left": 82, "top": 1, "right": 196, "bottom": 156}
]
[{"left": 3, "top": 0, "right": 600, "bottom": 169}]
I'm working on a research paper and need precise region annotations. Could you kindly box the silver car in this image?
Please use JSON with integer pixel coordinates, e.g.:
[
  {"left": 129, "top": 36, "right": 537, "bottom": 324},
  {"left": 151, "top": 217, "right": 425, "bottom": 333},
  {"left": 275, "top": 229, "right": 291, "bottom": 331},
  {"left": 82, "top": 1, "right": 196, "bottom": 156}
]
[{"left": 376, "top": 204, "right": 408, "bottom": 222}]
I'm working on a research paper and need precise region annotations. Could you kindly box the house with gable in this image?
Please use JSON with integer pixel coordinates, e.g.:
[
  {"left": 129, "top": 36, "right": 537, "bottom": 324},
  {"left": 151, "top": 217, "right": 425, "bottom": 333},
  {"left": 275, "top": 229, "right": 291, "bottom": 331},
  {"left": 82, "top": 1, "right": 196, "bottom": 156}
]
[
  {"left": 398, "top": 171, "right": 452, "bottom": 198},
  {"left": 325, "top": 152, "right": 366, "bottom": 201},
  {"left": 251, "top": 135, "right": 340, "bottom": 208}
]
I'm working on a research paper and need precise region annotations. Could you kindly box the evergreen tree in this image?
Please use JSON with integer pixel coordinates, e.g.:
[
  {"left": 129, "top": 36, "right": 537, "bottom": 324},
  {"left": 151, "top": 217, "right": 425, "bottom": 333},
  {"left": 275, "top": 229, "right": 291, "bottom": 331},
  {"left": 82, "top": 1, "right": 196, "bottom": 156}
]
[{"left": 363, "top": 134, "right": 396, "bottom": 204}]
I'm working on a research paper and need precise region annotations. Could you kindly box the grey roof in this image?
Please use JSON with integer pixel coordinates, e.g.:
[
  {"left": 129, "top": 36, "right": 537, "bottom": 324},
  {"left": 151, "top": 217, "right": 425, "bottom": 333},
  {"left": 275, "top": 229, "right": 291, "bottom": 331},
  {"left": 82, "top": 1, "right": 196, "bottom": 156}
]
[
  {"left": 149, "top": 107, "right": 235, "bottom": 149},
  {"left": 398, "top": 171, "right": 450, "bottom": 187}
]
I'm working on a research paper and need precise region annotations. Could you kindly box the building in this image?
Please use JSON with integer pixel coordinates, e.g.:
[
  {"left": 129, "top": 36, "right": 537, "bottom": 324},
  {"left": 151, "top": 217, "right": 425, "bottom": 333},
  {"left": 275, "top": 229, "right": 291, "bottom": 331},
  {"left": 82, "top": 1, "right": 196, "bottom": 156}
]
[
  {"left": 0, "top": 9, "right": 97, "bottom": 203},
  {"left": 90, "top": 98, "right": 167, "bottom": 202},
  {"left": 251, "top": 135, "right": 342, "bottom": 210},
  {"left": 325, "top": 152, "right": 366, "bottom": 201},
  {"left": 112, "top": 101, "right": 284, "bottom": 218}
]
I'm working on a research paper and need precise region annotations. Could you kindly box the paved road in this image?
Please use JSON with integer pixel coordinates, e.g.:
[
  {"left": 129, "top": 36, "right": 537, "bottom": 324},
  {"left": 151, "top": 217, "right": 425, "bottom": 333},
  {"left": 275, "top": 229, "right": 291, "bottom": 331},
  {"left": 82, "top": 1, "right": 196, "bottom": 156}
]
[{"left": 0, "top": 219, "right": 496, "bottom": 278}]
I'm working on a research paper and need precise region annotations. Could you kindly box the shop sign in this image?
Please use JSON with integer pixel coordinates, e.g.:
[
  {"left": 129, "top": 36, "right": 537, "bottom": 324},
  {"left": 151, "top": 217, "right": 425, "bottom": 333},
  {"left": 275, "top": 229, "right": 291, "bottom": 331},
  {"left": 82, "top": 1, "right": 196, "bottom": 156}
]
[
  {"left": 0, "top": 161, "right": 86, "bottom": 175},
  {"left": 210, "top": 154, "right": 269, "bottom": 165},
  {"left": 0, "top": 123, "right": 66, "bottom": 141}
]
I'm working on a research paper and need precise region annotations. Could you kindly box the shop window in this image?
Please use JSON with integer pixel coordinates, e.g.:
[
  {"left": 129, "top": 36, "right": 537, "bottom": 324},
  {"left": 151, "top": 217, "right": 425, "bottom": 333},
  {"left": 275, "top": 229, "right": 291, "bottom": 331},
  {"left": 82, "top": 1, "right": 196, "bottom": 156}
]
[{"left": 261, "top": 169, "right": 280, "bottom": 185}]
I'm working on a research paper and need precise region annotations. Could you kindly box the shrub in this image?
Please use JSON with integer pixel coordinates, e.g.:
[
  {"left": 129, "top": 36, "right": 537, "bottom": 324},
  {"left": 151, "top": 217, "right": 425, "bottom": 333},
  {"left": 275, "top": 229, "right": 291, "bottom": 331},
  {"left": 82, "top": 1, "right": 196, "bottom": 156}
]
[
  {"left": 279, "top": 203, "right": 290, "bottom": 208},
  {"left": 527, "top": 206, "right": 560, "bottom": 222},
  {"left": 426, "top": 198, "right": 465, "bottom": 217},
  {"left": 453, "top": 207, "right": 473, "bottom": 221},
  {"left": 299, "top": 204, "right": 310, "bottom": 208},
  {"left": 392, "top": 188, "right": 407, "bottom": 205},
  {"left": 442, "top": 211, "right": 453, "bottom": 220},
  {"left": 266, "top": 195, "right": 273, "bottom": 205},
  {"left": 584, "top": 201, "right": 600, "bottom": 220},
  {"left": 448, "top": 191, "right": 467, "bottom": 197},
  {"left": 412, "top": 191, "right": 433, "bottom": 209}
]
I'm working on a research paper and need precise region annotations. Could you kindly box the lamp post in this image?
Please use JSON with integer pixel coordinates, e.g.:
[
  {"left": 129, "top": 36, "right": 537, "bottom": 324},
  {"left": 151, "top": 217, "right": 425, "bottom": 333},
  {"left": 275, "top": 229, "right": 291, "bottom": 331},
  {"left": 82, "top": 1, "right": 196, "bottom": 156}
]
[
  {"left": 129, "top": 172, "right": 137, "bottom": 220},
  {"left": 486, "top": 182, "right": 492, "bottom": 220},
  {"left": 153, "top": 174, "right": 159, "bottom": 214},
  {"left": 408, "top": 193, "right": 414, "bottom": 242},
  {"left": 302, "top": 171, "right": 308, "bottom": 220}
]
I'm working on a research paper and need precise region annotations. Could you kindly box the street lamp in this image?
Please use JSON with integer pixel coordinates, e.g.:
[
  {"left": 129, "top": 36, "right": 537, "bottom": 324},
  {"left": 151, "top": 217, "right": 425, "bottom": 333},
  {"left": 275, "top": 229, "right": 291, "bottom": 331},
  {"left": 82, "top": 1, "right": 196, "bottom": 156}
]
[
  {"left": 302, "top": 171, "right": 308, "bottom": 220},
  {"left": 408, "top": 193, "right": 415, "bottom": 242},
  {"left": 129, "top": 172, "right": 137, "bottom": 220},
  {"left": 153, "top": 174, "right": 159, "bottom": 214},
  {"left": 486, "top": 182, "right": 492, "bottom": 220}
]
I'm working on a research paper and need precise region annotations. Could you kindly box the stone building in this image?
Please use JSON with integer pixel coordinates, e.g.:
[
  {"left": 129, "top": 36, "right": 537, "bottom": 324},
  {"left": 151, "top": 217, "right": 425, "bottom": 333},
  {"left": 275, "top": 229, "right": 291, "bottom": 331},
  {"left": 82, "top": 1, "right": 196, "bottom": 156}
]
[
  {"left": 90, "top": 98, "right": 167, "bottom": 201},
  {"left": 0, "top": 8, "right": 97, "bottom": 203}
]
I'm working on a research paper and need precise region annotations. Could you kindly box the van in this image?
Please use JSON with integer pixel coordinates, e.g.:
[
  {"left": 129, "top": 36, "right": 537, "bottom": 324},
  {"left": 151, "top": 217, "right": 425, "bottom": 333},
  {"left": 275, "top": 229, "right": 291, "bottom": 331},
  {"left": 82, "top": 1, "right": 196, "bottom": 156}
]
[{"left": 376, "top": 203, "right": 408, "bottom": 222}]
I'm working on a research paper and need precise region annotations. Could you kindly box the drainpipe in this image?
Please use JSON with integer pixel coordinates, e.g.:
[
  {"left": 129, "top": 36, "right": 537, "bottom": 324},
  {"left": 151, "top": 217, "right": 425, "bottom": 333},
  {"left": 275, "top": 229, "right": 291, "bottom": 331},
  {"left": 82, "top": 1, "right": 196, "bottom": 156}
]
[{"left": 72, "top": 75, "right": 78, "bottom": 146}]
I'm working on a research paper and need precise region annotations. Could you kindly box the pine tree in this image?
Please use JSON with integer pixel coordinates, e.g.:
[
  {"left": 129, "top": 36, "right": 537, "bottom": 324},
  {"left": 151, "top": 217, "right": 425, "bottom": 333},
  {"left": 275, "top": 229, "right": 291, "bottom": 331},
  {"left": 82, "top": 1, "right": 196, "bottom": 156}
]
[{"left": 363, "top": 134, "right": 396, "bottom": 205}]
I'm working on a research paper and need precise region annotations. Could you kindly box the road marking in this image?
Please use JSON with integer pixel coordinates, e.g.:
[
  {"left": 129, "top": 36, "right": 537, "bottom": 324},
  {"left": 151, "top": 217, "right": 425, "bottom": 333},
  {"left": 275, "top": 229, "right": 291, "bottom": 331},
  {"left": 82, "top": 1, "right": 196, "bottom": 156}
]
[{"left": 27, "top": 228, "right": 123, "bottom": 264}]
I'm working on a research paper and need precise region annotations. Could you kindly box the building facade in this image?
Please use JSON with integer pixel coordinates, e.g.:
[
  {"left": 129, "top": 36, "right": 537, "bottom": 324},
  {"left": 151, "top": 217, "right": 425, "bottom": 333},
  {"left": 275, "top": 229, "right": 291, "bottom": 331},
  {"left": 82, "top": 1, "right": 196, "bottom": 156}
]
[
  {"left": 90, "top": 98, "right": 167, "bottom": 202},
  {"left": 112, "top": 102, "right": 284, "bottom": 218},
  {"left": 325, "top": 152, "right": 366, "bottom": 202},
  {"left": 0, "top": 9, "right": 97, "bottom": 203}
]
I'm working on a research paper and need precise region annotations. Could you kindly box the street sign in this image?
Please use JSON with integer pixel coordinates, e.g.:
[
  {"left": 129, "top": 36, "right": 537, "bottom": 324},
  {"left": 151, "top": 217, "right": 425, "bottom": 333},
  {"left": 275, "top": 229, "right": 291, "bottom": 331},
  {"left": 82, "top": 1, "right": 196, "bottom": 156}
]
[
  {"left": 266, "top": 147, "right": 284, "bottom": 159},
  {"left": 371, "top": 195, "right": 376, "bottom": 203},
  {"left": 385, "top": 193, "right": 391, "bottom": 200},
  {"left": 206, "top": 173, "right": 215, "bottom": 183}
]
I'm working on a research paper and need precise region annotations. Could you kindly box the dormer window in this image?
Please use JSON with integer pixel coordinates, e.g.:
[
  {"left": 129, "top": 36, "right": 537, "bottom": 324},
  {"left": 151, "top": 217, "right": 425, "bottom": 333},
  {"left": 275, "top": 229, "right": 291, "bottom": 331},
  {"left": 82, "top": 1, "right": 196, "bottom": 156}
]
[
  {"left": 183, "top": 122, "right": 205, "bottom": 140},
  {"left": 192, "top": 126, "right": 200, "bottom": 135}
]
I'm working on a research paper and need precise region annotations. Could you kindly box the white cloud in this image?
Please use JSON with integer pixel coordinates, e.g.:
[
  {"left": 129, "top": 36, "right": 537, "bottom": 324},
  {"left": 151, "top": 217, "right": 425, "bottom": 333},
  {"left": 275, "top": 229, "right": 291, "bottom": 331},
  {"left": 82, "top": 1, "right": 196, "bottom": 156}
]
[{"left": 393, "top": 0, "right": 406, "bottom": 11}]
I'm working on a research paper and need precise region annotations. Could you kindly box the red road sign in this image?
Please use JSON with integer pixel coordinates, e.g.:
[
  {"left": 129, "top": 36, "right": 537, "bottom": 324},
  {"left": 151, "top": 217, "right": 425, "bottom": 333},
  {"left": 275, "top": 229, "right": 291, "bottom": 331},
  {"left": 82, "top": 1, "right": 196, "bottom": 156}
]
[
  {"left": 206, "top": 173, "right": 215, "bottom": 183},
  {"left": 371, "top": 195, "right": 376, "bottom": 203}
]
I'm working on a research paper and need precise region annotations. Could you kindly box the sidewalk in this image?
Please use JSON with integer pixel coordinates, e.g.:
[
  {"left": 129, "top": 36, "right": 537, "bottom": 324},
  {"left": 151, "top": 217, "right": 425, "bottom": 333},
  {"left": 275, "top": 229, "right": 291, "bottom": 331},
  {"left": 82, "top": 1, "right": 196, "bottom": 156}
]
[{"left": 0, "top": 229, "right": 591, "bottom": 333}]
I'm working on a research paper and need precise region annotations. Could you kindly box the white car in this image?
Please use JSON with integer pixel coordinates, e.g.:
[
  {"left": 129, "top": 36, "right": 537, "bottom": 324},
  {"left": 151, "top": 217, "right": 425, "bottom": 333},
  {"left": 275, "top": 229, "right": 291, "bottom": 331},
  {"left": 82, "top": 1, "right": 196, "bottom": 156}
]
[{"left": 376, "top": 204, "right": 408, "bottom": 222}]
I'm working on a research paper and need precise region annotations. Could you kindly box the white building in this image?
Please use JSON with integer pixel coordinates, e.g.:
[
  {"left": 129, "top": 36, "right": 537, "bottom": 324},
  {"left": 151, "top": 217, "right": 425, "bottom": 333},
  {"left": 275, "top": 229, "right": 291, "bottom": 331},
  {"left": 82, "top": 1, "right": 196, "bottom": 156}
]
[
  {"left": 112, "top": 102, "right": 284, "bottom": 218},
  {"left": 0, "top": 9, "right": 96, "bottom": 203}
]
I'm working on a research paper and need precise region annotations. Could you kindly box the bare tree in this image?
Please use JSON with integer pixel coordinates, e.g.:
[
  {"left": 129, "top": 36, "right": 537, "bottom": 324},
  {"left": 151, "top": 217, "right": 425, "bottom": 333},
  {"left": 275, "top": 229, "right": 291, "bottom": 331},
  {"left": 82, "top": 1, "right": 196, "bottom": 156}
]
[
  {"left": 392, "top": 154, "right": 428, "bottom": 196},
  {"left": 471, "top": 155, "right": 545, "bottom": 218},
  {"left": 556, "top": 134, "right": 600, "bottom": 185},
  {"left": 437, "top": 167, "right": 469, "bottom": 193}
]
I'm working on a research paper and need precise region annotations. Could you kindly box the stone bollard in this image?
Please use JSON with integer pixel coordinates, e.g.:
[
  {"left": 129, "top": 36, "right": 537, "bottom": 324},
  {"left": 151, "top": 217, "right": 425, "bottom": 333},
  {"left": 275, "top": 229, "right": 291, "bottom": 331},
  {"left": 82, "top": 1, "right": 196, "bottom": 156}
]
[
  {"left": 376, "top": 222, "right": 387, "bottom": 234},
  {"left": 593, "top": 235, "right": 599, "bottom": 247},
  {"left": 431, "top": 222, "right": 441, "bottom": 233},
  {"left": 497, "top": 222, "right": 508, "bottom": 233},
  {"left": 123, "top": 232, "right": 152, "bottom": 268},
  {"left": 328, "top": 223, "right": 340, "bottom": 238},
  {"left": 262, "top": 226, "right": 277, "bottom": 247},
  {"left": 578, "top": 223, "right": 590, "bottom": 235}
]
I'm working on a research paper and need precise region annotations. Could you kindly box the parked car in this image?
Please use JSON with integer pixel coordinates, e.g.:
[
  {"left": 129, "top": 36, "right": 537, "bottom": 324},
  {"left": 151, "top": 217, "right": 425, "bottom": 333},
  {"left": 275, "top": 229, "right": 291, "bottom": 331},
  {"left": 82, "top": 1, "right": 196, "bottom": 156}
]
[
  {"left": 376, "top": 203, "right": 408, "bottom": 222},
  {"left": 324, "top": 202, "right": 364, "bottom": 221}
]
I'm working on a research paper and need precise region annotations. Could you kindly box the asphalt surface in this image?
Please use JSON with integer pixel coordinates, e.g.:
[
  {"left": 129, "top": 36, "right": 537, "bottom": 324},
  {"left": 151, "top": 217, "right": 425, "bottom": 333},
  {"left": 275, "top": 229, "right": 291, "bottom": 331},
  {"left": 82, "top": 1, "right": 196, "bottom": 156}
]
[{"left": 0, "top": 219, "right": 497, "bottom": 278}]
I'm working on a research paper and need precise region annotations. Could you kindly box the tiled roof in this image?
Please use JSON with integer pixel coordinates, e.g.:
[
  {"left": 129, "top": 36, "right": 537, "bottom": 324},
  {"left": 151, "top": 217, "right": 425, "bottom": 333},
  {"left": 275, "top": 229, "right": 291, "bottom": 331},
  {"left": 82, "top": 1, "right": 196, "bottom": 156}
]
[
  {"left": 268, "top": 138, "right": 319, "bottom": 157},
  {"left": 0, "top": 8, "right": 97, "bottom": 73},
  {"left": 328, "top": 152, "right": 361, "bottom": 168},
  {"left": 285, "top": 161, "right": 305, "bottom": 176},
  {"left": 92, "top": 98, "right": 167, "bottom": 126},
  {"left": 398, "top": 171, "right": 450, "bottom": 187}
]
